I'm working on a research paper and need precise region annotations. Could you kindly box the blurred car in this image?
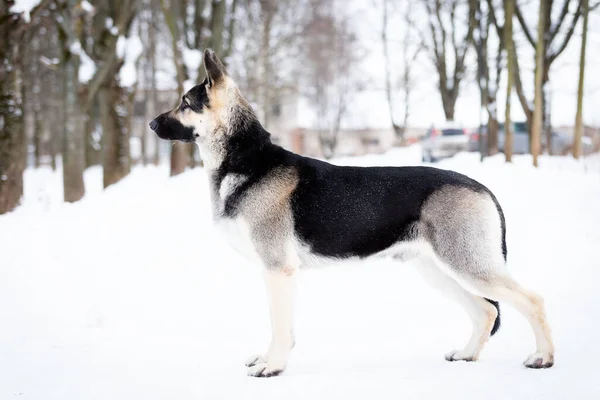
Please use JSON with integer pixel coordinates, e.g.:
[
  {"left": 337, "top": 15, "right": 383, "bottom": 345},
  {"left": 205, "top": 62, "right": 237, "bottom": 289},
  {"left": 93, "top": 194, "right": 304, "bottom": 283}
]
[
  {"left": 469, "top": 122, "right": 594, "bottom": 156},
  {"left": 469, "top": 122, "right": 530, "bottom": 154},
  {"left": 545, "top": 131, "right": 594, "bottom": 155},
  {"left": 421, "top": 125, "right": 469, "bottom": 162}
]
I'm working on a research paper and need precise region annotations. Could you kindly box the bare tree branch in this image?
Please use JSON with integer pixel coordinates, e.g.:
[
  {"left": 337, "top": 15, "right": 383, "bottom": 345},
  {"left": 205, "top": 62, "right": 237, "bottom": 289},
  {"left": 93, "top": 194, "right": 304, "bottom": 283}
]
[
  {"left": 550, "top": 0, "right": 583, "bottom": 62},
  {"left": 514, "top": 1, "right": 536, "bottom": 47},
  {"left": 425, "top": 1, "right": 441, "bottom": 59},
  {"left": 224, "top": 0, "right": 239, "bottom": 58},
  {"left": 487, "top": 0, "right": 503, "bottom": 38},
  {"left": 549, "top": 0, "right": 573, "bottom": 44}
]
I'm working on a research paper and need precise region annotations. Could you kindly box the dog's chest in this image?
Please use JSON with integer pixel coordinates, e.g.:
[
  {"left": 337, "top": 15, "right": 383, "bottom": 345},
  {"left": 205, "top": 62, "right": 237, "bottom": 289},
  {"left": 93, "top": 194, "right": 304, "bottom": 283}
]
[
  {"left": 214, "top": 216, "right": 260, "bottom": 262},
  {"left": 211, "top": 172, "right": 260, "bottom": 262}
]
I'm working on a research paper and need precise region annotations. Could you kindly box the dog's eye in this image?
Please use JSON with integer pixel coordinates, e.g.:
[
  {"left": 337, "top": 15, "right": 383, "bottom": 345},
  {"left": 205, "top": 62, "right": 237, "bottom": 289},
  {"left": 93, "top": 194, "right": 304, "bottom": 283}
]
[{"left": 181, "top": 96, "right": 191, "bottom": 110}]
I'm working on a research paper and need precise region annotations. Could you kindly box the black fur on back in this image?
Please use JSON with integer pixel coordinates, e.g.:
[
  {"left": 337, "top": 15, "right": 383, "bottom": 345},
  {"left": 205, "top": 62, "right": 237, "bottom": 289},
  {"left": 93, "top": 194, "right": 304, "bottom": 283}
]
[{"left": 290, "top": 160, "right": 491, "bottom": 258}]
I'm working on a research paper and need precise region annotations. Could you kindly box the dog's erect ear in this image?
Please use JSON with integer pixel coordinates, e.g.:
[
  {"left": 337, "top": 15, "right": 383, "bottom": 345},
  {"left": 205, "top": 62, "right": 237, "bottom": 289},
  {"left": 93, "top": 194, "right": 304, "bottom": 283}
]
[{"left": 203, "top": 48, "right": 227, "bottom": 87}]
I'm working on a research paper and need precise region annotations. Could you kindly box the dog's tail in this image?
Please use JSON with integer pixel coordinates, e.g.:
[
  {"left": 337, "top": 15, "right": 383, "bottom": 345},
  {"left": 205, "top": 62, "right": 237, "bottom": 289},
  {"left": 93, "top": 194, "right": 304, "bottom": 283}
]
[{"left": 485, "top": 298, "right": 501, "bottom": 336}]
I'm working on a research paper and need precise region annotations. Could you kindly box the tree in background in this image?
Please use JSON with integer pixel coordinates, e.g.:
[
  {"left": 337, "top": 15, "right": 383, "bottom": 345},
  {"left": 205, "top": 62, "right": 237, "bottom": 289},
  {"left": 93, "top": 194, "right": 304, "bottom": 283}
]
[
  {"left": 78, "top": 1, "right": 139, "bottom": 187},
  {"left": 0, "top": 2, "right": 26, "bottom": 213},
  {"left": 504, "top": 0, "right": 514, "bottom": 162},
  {"left": 531, "top": 0, "right": 546, "bottom": 167},
  {"left": 418, "top": 0, "right": 475, "bottom": 122},
  {"left": 573, "top": 0, "right": 590, "bottom": 159},
  {"left": 229, "top": 0, "right": 310, "bottom": 134},
  {"left": 161, "top": 0, "right": 238, "bottom": 176},
  {"left": 514, "top": 0, "right": 584, "bottom": 155},
  {"left": 161, "top": 0, "right": 189, "bottom": 176},
  {"left": 139, "top": 0, "right": 161, "bottom": 166},
  {"left": 2, "top": 0, "right": 599, "bottom": 213},
  {"left": 471, "top": 0, "right": 504, "bottom": 157},
  {"left": 55, "top": 0, "right": 87, "bottom": 201},
  {"left": 304, "top": 0, "right": 361, "bottom": 158},
  {"left": 382, "top": 0, "right": 423, "bottom": 144}
]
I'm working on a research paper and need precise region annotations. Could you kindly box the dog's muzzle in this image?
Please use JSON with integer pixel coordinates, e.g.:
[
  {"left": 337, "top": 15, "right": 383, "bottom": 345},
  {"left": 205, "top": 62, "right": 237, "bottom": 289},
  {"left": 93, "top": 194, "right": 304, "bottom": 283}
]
[{"left": 149, "top": 119, "right": 159, "bottom": 131}]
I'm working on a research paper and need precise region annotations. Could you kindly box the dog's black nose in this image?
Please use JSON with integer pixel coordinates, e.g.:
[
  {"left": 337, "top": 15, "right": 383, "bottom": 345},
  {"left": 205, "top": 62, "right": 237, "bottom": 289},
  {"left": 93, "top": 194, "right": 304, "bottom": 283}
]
[{"left": 149, "top": 119, "right": 159, "bottom": 131}]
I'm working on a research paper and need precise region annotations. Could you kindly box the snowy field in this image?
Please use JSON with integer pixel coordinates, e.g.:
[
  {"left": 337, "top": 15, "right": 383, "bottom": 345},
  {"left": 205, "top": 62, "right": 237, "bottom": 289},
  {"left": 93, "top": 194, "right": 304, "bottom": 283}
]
[{"left": 1, "top": 145, "right": 600, "bottom": 399}]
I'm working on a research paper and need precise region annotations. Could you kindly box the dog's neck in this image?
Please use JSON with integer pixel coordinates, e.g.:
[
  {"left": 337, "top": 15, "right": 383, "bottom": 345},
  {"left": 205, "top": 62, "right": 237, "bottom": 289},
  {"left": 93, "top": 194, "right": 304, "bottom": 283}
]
[{"left": 199, "top": 104, "right": 272, "bottom": 174}]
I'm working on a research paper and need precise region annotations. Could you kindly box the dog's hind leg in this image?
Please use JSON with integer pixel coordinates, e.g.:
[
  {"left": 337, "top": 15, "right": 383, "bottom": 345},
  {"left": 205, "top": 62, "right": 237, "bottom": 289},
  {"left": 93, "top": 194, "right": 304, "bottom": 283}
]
[
  {"left": 458, "top": 274, "right": 555, "bottom": 369},
  {"left": 414, "top": 254, "right": 498, "bottom": 362},
  {"left": 421, "top": 186, "right": 554, "bottom": 368}
]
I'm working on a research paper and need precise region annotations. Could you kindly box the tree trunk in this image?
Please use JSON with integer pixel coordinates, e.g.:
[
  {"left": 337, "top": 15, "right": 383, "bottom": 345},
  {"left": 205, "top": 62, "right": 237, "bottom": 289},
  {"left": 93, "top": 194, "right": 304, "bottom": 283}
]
[
  {"left": 260, "top": 1, "right": 274, "bottom": 128},
  {"left": 531, "top": 0, "right": 546, "bottom": 167},
  {"left": 512, "top": 0, "right": 583, "bottom": 158},
  {"left": 223, "top": 0, "right": 239, "bottom": 59},
  {"left": 511, "top": 43, "right": 532, "bottom": 132},
  {"left": 84, "top": 104, "right": 101, "bottom": 168},
  {"left": 60, "top": 27, "right": 85, "bottom": 202},
  {"left": 33, "top": 97, "right": 43, "bottom": 168},
  {"left": 50, "top": 105, "right": 60, "bottom": 171},
  {"left": 487, "top": 114, "right": 499, "bottom": 156},
  {"left": 382, "top": 0, "right": 403, "bottom": 142},
  {"left": 504, "top": 0, "right": 514, "bottom": 162},
  {"left": 162, "top": 0, "right": 189, "bottom": 175},
  {"left": 441, "top": 88, "right": 456, "bottom": 122},
  {"left": 0, "top": 4, "right": 37, "bottom": 214},
  {"left": 140, "top": 92, "right": 147, "bottom": 166},
  {"left": 31, "top": 36, "right": 43, "bottom": 168},
  {"left": 149, "top": 3, "right": 160, "bottom": 166},
  {"left": 0, "top": 22, "right": 26, "bottom": 213},
  {"left": 188, "top": 144, "right": 198, "bottom": 168},
  {"left": 170, "top": 144, "right": 188, "bottom": 176},
  {"left": 208, "top": 0, "right": 227, "bottom": 54},
  {"left": 542, "top": 69, "right": 552, "bottom": 155},
  {"left": 573, "top": 0, "right": 588, "bottom": 159},
  {"left": 100, "top": 83, "right": 131, "bottom": 188}
]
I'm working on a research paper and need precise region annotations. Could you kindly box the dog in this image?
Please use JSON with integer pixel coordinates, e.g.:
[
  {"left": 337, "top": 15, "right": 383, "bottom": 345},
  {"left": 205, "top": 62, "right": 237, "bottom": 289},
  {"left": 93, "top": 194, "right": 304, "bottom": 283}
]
[{"left": 150, "top": 49, "right": 555, "bottom": 377}]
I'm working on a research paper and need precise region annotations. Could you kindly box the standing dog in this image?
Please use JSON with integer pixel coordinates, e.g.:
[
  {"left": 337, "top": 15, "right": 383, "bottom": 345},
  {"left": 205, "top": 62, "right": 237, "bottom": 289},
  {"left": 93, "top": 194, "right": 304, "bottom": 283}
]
[{"left": 150, "top": 49, "right": 554, "bottom": 377}]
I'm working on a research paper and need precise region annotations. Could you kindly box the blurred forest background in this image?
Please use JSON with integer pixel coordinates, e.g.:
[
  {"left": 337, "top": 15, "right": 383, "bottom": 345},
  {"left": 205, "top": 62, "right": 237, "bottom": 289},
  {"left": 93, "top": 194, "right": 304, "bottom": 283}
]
[{"left": 1, "top": 0, "right": 599, "bottom": 215}]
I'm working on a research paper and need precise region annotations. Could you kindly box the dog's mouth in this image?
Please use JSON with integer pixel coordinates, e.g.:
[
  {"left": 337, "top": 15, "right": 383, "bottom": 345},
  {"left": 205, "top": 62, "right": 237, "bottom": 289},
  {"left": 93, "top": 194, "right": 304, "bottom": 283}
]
[{"left": 149, "top": 116, "right": 198, "bottom": 143}]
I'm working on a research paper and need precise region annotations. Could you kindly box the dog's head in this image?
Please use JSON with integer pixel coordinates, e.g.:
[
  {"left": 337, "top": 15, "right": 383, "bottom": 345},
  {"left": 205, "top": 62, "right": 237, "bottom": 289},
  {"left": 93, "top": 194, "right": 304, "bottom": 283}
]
[{"left": 149, "top": 49, "right": 240, "bottom": 144}]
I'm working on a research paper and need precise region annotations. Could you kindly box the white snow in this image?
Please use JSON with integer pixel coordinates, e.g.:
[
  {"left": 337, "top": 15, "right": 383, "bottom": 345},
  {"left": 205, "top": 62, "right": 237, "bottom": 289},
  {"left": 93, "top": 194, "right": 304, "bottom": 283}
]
[
  {"left": 104, "top": 17, "right": 118, "bottom": 35},
  {"left": 80, "top": 0, "right": 95, "bottom": 13},
  {"left": 9, "top": 0, "right": 41, "bottom": 22},
  {"left": 1, "top": 146, "right": 600, "bottom": 399},
  {"left": 116, "top": 36, "right": 127, "bottom": 59},
  {"left": 39, "top": 56, "right": 60, "bottom": 66},
  {"left": 77, "top": 48, "right": 96, "bottom": 84},
  {"left": 182, "top": 48, "right": 202, "bottom": 77},
  {"left": 69, "top": 41, "right": 96, "bottom": 84},
  {"left": 118, "top": 35, "right": 144, "bottom": 87},
  {"left": 182, "top": 47, "right": 203, "bottom": 88}
]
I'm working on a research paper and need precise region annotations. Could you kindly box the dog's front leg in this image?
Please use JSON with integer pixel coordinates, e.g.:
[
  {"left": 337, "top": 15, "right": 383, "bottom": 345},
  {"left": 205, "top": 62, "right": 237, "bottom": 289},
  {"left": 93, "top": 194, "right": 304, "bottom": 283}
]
[{"left": 247, "top": 267, "right": 296, "bottom": 377}]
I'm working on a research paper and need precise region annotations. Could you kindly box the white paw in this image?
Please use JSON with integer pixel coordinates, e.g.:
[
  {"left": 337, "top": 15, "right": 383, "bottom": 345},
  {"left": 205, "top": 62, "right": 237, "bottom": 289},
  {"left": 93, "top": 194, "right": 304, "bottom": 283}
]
[
  {"left": 523, "top": 352, "right": 554, "bottom": 369},
  {"left": 247, "top": 362, "right": 285, "bottom": 378},
  {"left": 445, "top": 349, "right": 477, "bottom": 362},
  {"left": 245, "top": 354, "right": 267, "bottom": 367}
]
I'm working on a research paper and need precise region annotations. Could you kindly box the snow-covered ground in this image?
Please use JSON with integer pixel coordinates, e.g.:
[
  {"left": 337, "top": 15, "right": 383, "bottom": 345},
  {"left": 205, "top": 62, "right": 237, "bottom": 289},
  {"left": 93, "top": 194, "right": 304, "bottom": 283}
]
[{"left": 1, "top": 145, "right": 600, "bottom": 399}]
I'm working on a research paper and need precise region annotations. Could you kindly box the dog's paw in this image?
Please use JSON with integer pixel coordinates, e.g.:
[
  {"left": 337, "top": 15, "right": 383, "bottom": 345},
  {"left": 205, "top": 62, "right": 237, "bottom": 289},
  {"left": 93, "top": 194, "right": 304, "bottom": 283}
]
[
  {"left": 523, "top": 352, "right": 554, "bottom": 369},
  {"left": 245, "top": 354, "right": 267, "bottom": 367},
  {"left": 445, "top": 350, "right": 476, "bottom": 362},
  {"left": 247, "top": 362, "right": 284, "bottom": 378}
]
